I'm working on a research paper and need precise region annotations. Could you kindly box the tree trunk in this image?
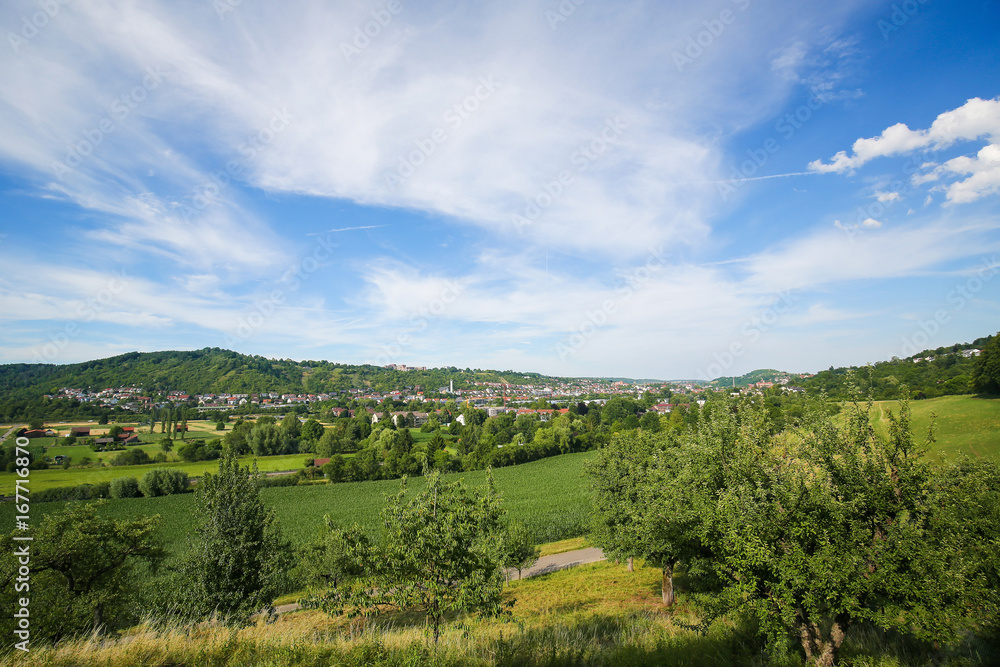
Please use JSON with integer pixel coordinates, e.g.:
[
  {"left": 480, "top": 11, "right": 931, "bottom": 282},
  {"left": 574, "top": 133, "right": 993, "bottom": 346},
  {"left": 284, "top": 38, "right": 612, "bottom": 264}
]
[
  {"left": 627, "top": 556, "right": 634, "bottom": 572},
  {"left": 661, "top": 564, "right": 674, "bottom": 606},
  {"left": 798, "top": 617, "right": 847, "bottom": 667},
  {"left": 93, "top": 602, "right": 104, "bottom": 634}
]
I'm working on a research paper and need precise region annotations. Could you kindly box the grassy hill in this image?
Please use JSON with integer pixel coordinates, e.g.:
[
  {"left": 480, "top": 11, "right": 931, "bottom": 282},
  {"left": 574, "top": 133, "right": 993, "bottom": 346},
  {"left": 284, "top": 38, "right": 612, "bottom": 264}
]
[{"left": 863, "top": 394, "right": 1000, "bottom": 463}]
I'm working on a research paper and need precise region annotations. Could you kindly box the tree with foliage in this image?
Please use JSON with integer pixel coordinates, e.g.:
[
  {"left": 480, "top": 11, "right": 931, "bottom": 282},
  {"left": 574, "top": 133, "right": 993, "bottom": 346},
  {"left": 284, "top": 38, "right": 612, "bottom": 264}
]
[
  {"left": 180, "top": 451, "right": 291, "bottom": 624},
  {"left": 591, "top": 392, "right": 1000, "bottom": 666},
  {"left": 974, "top": 332, "right": 1000, "bottom": 394},
  {"left": 301, "top": 418, "right": 324, "bottom": 442},
  {"left": 280, "top": 413, "right": 302, "bottom": 438},
  {"left": 248, "top": 421, "right": 287, "bottom": 456},
  {"left": 0, "top": 502, "right": 163, "bottom": 641},
  {"left": 498, "top": 520, "right": 540, "bottom": 580},
  {"left": 297, "top": 518, "right": 372, "bottom": 614},
  {"left": 333, "top": 470, "right": 511, "bottom": 644}
]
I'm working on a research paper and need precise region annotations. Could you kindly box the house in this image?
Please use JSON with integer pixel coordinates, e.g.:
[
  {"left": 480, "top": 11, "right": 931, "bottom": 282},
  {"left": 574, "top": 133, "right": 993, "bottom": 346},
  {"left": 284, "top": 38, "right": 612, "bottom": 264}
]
[
  {"left": 70, "top": 427, "right": 91, "bottom": 437},
  {"left": 313, "top": 458, "right": 331, "bottom": 467},
  {"left": 121, "top": 427, "right": 135, "bottom": 434},
  {"left": 122, "top": 435, "right": 141, "bottom": 445},
  {"left": 95, "top": 438, "right": 114, "bottom": 446}
]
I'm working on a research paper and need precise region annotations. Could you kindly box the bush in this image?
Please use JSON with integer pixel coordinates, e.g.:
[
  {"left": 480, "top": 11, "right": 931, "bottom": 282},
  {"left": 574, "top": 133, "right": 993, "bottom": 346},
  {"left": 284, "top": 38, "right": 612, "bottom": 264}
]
[
  {"left": 109, "top": 476, "right": 141, "bottom": 499},
  {"left": 111, "top": 448, "right": 151, "bottom": 466},
  {"left": 258, "top": 472, "right": 300, "bottom": 488},
  {"left": 138, "top": 469, "right": 190, "bottom": 497},
  {"left": 33, "top": 482, "right": 111, "bottom": 504}
]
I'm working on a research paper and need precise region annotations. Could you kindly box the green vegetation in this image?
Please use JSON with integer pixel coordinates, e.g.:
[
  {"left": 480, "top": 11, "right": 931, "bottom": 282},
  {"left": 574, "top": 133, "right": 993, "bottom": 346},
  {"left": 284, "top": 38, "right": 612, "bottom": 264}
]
[{"left": 590, "top": 395, "right": 1000, "bottom": 666}]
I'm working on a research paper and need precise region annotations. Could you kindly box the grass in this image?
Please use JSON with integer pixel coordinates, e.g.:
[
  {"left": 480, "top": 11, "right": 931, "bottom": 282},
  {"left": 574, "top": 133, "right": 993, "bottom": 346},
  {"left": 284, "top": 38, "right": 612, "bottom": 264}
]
[
  {"left": 0, "top": 451, "right": 597, "bottom": 555},
  {"left": 6, "top": 559, "right": 994, "bottom": 666},
  {"left": 859, "top": 394, "right": 1000, "bottom": 463}
]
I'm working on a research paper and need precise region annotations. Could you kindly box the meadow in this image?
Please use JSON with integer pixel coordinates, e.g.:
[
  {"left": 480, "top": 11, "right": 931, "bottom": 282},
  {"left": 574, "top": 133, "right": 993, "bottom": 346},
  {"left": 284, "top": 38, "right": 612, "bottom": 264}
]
[{"left": 861, "top": 394, "right": 1000, "bottom": 462}]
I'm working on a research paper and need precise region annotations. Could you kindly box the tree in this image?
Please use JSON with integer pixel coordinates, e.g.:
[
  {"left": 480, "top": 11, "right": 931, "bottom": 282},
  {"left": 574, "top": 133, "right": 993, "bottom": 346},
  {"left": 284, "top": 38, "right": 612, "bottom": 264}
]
[
  {"left": 108, "top": 424, "right": 123, "bottom": 438},
  {"left": 974, "top": 332, "right": 1000, "bottom": 394},
  {"left": 338, "top": 471, "right": 511, "bottom": 643},
  {"left": 498, "top": 521, "right": 540, "bottom": 580},
  {"left": 215, "top": 421, "right": 226, "bottom": 431},
  {"left": 0, "top": 502, "right": 163, "bottom": 641},
  {"left": 297, "top": 518, "right": 372, "bottom": 614},
  {"left": 594, "top": 393, "right": 1000, "bottom": 666},
  {"left": 280, "top": 413, "right": 302, "bottom": 438},
  {"left": 248, "top": 422, "right": 286, "bottom": 456},
  {"left": 301, "top": 418, "right": 324, "bottom": 442},
  {"left": 180, "top": 452, "right": 291, "bottom": 624}
]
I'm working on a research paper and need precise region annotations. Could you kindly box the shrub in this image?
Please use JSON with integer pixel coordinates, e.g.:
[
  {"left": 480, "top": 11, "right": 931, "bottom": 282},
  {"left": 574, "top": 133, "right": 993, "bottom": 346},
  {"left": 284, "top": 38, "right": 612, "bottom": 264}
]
[
  {"left": 111, "top": 448, "right": 151, "bottom": 466},
  {"left": 33, "top": 482, "right": 111, "bottom": 503},
  {"left": 109, "top": 476, "right": 141, "bottom": 499},
  {"left": 139, "top": 469, "right": 190, "bottom": 497}
]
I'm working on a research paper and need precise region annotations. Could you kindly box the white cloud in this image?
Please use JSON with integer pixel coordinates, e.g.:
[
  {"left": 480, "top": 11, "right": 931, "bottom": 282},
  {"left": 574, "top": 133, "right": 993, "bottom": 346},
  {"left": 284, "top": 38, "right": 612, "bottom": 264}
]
[{"left": 809, "top": 98, "right": 1000, "bottom": 206}]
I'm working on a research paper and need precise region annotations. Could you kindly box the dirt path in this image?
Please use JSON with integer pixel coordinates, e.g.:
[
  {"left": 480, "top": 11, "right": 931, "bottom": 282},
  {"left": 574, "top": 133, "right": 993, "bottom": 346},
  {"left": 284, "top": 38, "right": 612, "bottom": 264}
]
[{"left": 272, "top": 546, "right": 606, "bottom": 615}]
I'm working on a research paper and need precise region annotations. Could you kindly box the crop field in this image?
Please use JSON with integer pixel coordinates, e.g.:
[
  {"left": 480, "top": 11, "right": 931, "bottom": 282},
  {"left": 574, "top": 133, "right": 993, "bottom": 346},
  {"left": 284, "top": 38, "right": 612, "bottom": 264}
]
[
  {"left": 0, "top": 451, "right": 597, "bottom": 557},
  {"left": 0, "top": 453, "right": 311, "bottom": 495}
]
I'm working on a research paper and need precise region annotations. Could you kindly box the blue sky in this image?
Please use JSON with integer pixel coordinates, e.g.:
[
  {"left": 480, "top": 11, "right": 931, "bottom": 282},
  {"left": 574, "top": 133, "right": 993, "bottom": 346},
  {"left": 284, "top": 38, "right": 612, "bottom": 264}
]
[{"left": 0, "top": 0, "right": 998, "bottom": 380}]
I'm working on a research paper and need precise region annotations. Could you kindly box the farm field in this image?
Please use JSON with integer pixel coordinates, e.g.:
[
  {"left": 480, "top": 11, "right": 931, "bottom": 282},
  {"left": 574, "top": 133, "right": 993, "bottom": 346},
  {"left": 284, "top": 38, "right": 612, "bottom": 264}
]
[
  {"left": 0, "top": 452, "right": 311, "bottom": 495},
  {"left": 0, "top": 451, "right": 596, "bottom": 556}
]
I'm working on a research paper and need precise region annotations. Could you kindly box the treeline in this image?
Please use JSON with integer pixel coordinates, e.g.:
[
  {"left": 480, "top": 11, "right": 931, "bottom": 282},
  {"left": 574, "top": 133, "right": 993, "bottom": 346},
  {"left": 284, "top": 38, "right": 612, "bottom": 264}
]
[{"left": 799, "top": 333, "right": 996, "bottom": 399}]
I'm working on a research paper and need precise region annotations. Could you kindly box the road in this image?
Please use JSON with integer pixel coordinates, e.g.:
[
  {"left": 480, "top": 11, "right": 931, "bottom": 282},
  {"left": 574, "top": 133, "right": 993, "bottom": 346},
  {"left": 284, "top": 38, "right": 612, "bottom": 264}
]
[{"left": 272, "top": 546, "right": 606, "bottom": 615}]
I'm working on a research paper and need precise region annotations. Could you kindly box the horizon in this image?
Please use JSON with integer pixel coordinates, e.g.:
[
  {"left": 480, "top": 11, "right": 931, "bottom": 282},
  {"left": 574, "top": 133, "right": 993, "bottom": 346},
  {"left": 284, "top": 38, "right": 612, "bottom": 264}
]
[{"left": 1, "top": 1, "right": 998, "bottom": 379}]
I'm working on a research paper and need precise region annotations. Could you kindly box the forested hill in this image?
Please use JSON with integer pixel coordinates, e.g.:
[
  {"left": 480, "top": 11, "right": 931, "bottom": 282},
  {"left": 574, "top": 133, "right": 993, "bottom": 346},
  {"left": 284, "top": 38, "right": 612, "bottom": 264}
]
[
  {"left": 0, "top": 348, "right": 553, "bottom": 399},
  {"left": 798, "top": 333, "right": 996, "bottom": 400}
]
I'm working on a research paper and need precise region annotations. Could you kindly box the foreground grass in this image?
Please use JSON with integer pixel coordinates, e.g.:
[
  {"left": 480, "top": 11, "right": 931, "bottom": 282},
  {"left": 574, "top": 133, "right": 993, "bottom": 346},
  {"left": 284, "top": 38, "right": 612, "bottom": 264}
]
[{"left": 5, "top": 560, "right": 993, "bottom": 666}]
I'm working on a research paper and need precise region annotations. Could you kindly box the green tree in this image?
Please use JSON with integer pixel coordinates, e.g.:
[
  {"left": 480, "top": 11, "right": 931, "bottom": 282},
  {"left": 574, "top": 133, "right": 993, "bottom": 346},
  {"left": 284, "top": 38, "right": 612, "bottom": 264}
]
[
  {"left": 0, "top": 502, "right": 163, "bottom": 641},
  {"left": 297, "top": 519, "right": 372, "bottom": 614},
  {"left": 248, "top": 422, "right": 286, "bottom": 456},
  {"left": 301, "top": 418, "right": 324, "bottom": 442},
  {"left": 280, "top": 413, "right": 302, "bottom": 438},
  {"left": 341, "top": 470, "right": 511, "bottom": 643},
  {"left": 180, "top": 452, "right": 291, "bottom": 624},
  {"left": 974, "top": 333, "right": 1000, "bottom": 394},
  {"left": 596, "top": 393, "right": 999, "bottom": 666},
  {"left": 498, "top": 521, "right": 540, "bottom": 580}
]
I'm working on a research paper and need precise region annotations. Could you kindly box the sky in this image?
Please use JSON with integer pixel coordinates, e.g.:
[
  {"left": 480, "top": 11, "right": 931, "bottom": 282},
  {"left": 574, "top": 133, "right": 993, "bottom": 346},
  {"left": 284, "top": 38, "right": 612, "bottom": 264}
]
[{"left": 0, "top": 0, "right": 998, "bottom": 381}]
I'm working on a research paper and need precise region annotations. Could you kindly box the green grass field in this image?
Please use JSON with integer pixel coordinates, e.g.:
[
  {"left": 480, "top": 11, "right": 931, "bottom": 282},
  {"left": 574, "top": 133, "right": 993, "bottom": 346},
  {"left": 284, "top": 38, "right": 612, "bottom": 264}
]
[
  {"left": 861, "top": 394, "right": 1000, "bottom": 462},
  {"left": 0, "top": 451, "right": 596, "bottom": 557},
  {"left": 0, "top": 452, "right": 310, "bottom": 495}
]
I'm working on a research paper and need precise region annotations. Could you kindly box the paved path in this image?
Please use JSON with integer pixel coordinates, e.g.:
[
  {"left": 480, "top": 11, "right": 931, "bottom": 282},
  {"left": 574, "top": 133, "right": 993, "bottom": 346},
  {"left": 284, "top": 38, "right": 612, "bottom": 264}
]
[{"left": 272, "top": 546, "right": 606, "bottom": 615}]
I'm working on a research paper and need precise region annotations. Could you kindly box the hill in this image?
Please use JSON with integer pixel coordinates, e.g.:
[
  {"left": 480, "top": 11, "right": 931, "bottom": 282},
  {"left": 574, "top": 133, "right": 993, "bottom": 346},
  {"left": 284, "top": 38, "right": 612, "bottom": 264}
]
[{"left": 0, "top": 348, "right": 557, "bottom": 402}]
